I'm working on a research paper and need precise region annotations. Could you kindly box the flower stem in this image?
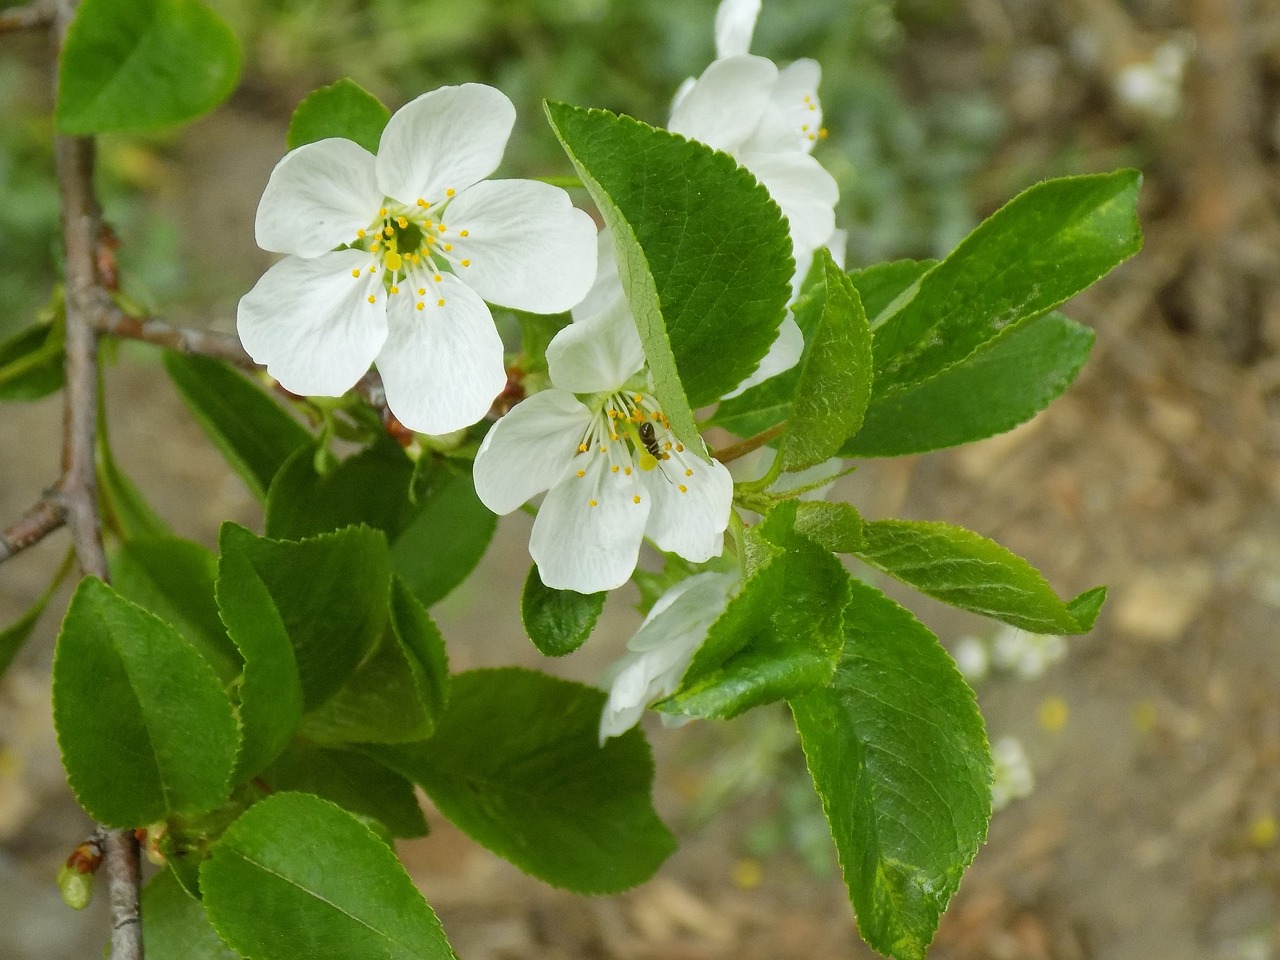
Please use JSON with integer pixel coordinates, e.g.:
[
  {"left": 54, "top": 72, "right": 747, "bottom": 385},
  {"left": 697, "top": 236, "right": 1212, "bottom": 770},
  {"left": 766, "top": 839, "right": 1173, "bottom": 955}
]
[{"left": 710, "top": 422, "right": 785, "bottom": 464}]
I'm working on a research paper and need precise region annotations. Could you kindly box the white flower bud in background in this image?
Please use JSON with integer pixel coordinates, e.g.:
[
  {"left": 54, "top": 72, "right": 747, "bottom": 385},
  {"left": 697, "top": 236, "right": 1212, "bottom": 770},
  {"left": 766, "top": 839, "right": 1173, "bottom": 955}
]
[
  {"left": 951, "top": 635, "right": 990, "bottom": 683},
  {"left": 990, "top": 625, "right": 1067, "bottom": 679},
  {"left": 990, "top": 736, "right": 1035, "bottom": 812}
]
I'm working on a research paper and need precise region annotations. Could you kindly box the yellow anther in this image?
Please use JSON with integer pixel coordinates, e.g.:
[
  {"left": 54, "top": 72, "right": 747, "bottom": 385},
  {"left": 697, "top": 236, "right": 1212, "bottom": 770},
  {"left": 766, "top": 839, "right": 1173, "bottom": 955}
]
[
  {"left": 675, "top": 443, "right": 685, "bottom": 452},
  {"left": 576, "top": 469, "right": 586, "bottom": 478},
  {"left": 819, "top": 127, "right": 829, "bottom": 139},
  {"left": 437, "top": 224, "right": 446, "bottom": 233},
  {"left": 367, "top": 294, "right": 376, "bottom": 304},
  {"left": 461, "top": 259, "right": 471, "bottom": 267},
  {"left": 678, "top": 484, "right": 688, "bottom": 493},
  {"left": 426, "top": 235, "right": 436, "bottom": 244},
  {"left": 416, "top": 198, "right": 428, "bottom": 207},
  {"left": 389, "top": 285, "right": 399, "bottom": 294},
  {"left": 632, "top": 393, "right": 643, "bottom": 403},
  {"left": 351, "top": 269, "right": 361, "bottom": 278},
  {"left": 598, "top": 445, "right": 607, "bottom": 453},
  {"left": 460, "top": 229, "right": 470, "bottom": 237},
  {"left": 609, "top": 433, "right": 619, "bottom": 441},
  {"left": 611, "top": 465, "right": 619, "bottom": 473},
  {"left": 371, "top": 241, "right": 381, "bottom": 251},
  {"left": 368, "top": 266, "right": 377, "bottom": 274},
  {"left": 663, "top": 442, "right": 672, "bottom": 451},
  {"left": 808, "top": 103, "right": 817, "bottom": 111},
  {"left": 437, "top": 298, "right": 446, "bottom": 307},
  {"left": 803, "top": 95, "right": 811, "bottom": 102},
  {"left": 623, "top": 466, "right": 632, "bottom": 476},
  {"left": 632, "top": 495, "right": 641, "bottom": 504},
  {"left": 433, "top": 274, "right": 442, "bottom": 283},
  {"left": 396, "top": 216, "right": 408, "bottom": 228},
  {"left": 808, "top": 134, "right": 816, "bottom": 141},
  {"left": 379, "top": 207, "right": 388, "bottom": 216},
  {"left": 684, "top": 468, "right": 693, "bottom": 477},
  {"left": 446, "top": 188, "right": 455, "bottom": 197},
  {"left": 578, "top": 443, "right": 589, "bottom": 453},
  {"left": 444, "top": 244, "right": 453, "bottom": 252},
  {"left": 802, "top": 124, "right": 810, "bottom": 132},
  {"left": 588, "top": 499, "right": 598, "bottom": 507},
  {"left": 357, "top": 229, "right": 366, "bottom": 238},
  {"left": 384, "top": 226, "right": 394, "bottom": 237},
  {"left": 417, "top": 287, "right": 426, "bottom": 295},
  {"left": 415, "top": 302, "right": 425, "bottom": 311}
]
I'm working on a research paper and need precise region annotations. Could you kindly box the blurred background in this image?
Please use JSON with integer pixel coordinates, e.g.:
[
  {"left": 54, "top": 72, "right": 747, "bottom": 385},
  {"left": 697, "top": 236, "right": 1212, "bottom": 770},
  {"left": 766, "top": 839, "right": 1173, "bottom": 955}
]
[{"left": 2, "top": 0, "right": 1279, "bottom": 957}]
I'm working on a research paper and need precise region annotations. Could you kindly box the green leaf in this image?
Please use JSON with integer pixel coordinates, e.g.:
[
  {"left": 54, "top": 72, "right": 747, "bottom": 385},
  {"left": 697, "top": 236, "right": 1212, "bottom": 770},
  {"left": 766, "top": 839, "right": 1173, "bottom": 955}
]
[
  {"left": 111, "top": 537, "right": 240, "bottom": 685},
  {"left": 52, "top": 578, "right": 240, "bottom": 826},
  {"left": 791, "top": 579, "right": 991, "bottom": 960},
  {"left": 374, "top": 668, "right": 675, "bottom": 894},
  {"left": 260, "top": 743, "right": 427, "bottom": 838},
  {"left": 855, "top": 519, "right": 1104, "bottom": 634},
  {"left": 390, "top": 466, "right": 496, "bottom": 607},
  {"left": 792, "top": 501, "right": 864, "bottom": 554},
  {"left": 520, "top": 565, "right": 605, "bottom": 657},
  {"left": 872, "top": 171, "right": 1142, "bottom": 394},
  {"left": 844, "top": 311, "right": 1095, "bottom": 457},
  {"left": 202, "top": 793, "right": 455, "bottom": 960},
  {"left": 164, "top": 353, "right": 311, "bottom": 503},
  {"left": 287, "top": 78, "right": 390, "bottom": 154},
  {"left": 852, "top": 259, "right": 935, "bottom": 326},
  {"left": 217, "top": 524, "right": 390, "bottom": 710},
  {"left": 298, "top": 578, "right": 448, "bottom": 745},
  {"left": 545, "top": 101, "right": 793, "bottom": 449},
  {"left": 56, "top": 0, "right": 242, "bottom": 134},
  {"left": 142, "top": 870, "right": 241, "bottom": 960},
  {"left": 0, "top": 552, "right": 73, "bottom": 681},
  {"left": 660, "top": 519, "right": 849, "bottom": 720},
  {"left": 780, "top": 249, "right": 873, "bottom": 472},
  {"left": 215, "top": 543, "right": 304, "bottom": 782},
  {"left": 97, "top": 432, "right": 171, "bottom": 541},
  {"left": 0, "top": 320, "right": 65, "bottom": 402}
]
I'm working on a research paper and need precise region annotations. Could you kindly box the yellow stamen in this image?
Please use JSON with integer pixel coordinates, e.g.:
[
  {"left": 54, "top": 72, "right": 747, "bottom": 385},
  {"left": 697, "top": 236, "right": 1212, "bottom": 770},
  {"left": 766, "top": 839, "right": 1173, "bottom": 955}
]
[
  {"left": 684, "top": 468, "right": 693, "bottom": 477},
  {"left": 351, "top": 269, "right": 361, "bottom": 278},
  {"left": 611, "top": 465, "right": 619, "bottom": 473},
  {"left": 678, "top": 484, "right": 688, "bottom": 493},
  {"left": 623, "top": 466, "right": 632, "bottom": 476},
  {"left": 389, "top": 285, "right": 399, "bottom": 294},
  {"left": 367, "top": 294, "right": 376, "bottom": 304},
  {"left": 632, "top": 495, "right": 641, "bottom": 504},
  {"left": 433, "top": 274, "right": 442, "bottom": 283},
  {"left": 416, "top": 198, "right": 428, "bottom": 207},
  {"left": 415, "top": 302, "right": 425, "bottom": 311},
  {"left": 578, "top": 443, "right": 589, "bottom": 453},
  {"left": 461, "top": 259, "right": 471, "bottom": 267},
  {"left": 437, "top": 298, "right": 445, "bottom": 307},
  {"left": 460, "top": 229, "right": 470, "bottom": 237},
  {"left": 577, "top": 469, "right": 586, "bottom": 478},
  {"left": 396, "top": 216, "right": 408, "bottom": 228},
  {"left": 357, "top": 229, "right": 366, "bottom": 238},
  {"left": 383, "top": 226, "right": 394, "bottom": 238},
  {"left": 446, "top": 188, "right": 455, "bottom": 197},
  {"left": 379, "top": 207, "right": 388, "bottom": 216},
  {"left": 417, "top": 287, "right": 426, "bottom": 295},
  {"left": 675, "top": 444, "right": 685, "bottom": 452},
  {"left": 444, "top": 244, "right": 453, "bottom": 252}
]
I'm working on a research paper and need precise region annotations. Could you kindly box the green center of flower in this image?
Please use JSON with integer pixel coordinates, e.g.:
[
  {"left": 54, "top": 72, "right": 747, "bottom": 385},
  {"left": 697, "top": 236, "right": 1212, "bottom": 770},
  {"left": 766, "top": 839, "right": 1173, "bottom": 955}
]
[{"left": 349, "top": 194, "right": 473, "bottom": 311}]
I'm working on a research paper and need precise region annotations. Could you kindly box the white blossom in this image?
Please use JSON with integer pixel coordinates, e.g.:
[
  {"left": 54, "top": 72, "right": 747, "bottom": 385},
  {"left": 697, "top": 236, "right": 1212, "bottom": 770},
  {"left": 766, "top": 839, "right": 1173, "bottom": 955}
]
[{"left": 238, "top": 83, "right": 598, "bottom": 435}]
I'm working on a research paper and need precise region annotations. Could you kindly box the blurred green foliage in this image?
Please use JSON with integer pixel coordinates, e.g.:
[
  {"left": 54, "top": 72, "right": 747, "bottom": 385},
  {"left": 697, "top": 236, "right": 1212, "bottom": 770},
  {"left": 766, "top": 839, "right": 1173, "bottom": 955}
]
[{"left": 0, "top": 0, "right": 1004, "bottom": 334}]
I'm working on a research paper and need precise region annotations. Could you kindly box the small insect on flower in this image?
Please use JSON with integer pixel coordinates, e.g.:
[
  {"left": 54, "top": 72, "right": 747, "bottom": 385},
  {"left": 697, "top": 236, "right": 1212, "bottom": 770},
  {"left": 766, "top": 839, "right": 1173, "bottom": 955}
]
[{"left": 637, "top": 421, "right": 666, "bottom": 471}]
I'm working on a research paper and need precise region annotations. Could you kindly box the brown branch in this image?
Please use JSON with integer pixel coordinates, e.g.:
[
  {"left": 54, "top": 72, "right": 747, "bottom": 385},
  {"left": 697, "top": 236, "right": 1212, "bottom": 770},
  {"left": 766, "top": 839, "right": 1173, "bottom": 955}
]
[
  {"left": 0, "top": 495, "right": 65, "bottom": 563},
  {"left": 49, "top": 1, "right": 143, "bottom": 956},
  {"left": 0, "top": 0, "right": 52, "bottom": 33},
  {"left": 95, "top": 307, "right": 255, "bottom": 368},
  {"left": 711, "top": 421, "right": 787, "bottom": 464}
]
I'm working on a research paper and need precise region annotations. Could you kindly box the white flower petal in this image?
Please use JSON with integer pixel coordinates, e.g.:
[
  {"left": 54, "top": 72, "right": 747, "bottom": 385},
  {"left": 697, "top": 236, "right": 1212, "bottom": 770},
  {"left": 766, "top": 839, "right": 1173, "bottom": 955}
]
[
  {"left": 255, "top": 139, "right": 381, "bottom": 257},
  {"left": 376, "top": 84, "right": 515, "bottom": 205},
  {"left": 473, "top": 389, "right": 591, "bottom": 515},
  {"left": 574, "top": 229, "right": 623, "bottom": 319},
  {"left": 724, "top": 314, "right": 803, "bottom": 397},
  {"left": 744, "top": 58, "right": 824, "bottom": 155},
  {"left": 668, "top": 55, "right": 778, "bottom": 153},
  {"left": 547, "top": 298, "right": 644, "bottom": 393},
  {"left": 828, "top": 229, "right": 848, "bottom": 269},
  {"left": 446, "top": 179, "right": 598, "bottom": 313},
  {"left": 237, "top": 249, "right": 386, "bottom": 396},
  {"left": 531, "top": 455, "right": 649, "bottom": 593},
  {"left": 642, "top": 456, "right": 733, "bottom": 562},
  {"left": 742, "top": 149, "right": 839, "bottom": 256},
  {"left": 669, "top": 76, "right": 697, "bottom": 116},
  {"left": 374, "top": 274, "right": 507, "bottom": 435},
  {"left": 714, "top": 0, "right": 762, "bottom": 58}
]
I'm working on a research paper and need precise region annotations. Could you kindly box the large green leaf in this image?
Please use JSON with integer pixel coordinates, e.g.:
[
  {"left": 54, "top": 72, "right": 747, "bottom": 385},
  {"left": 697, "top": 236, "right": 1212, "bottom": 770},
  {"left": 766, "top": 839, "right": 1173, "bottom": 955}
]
[
  {"left": 217, "top": 524, "right": 390, "bottom": 710},
  {"left": 845, "top": 311, "right": 1095, "bottom": 457},
  {"left": 854, "top": 519, "right": 1104, "bottom": 633},
  {"left": 390, "top": 466, "right": 496, "bottom": 607},
  {"left": 52, "top": 578, "right": 240, "bottom": 826},
  {"left": 57, "top": 0, "right": 242, "bottom": 134},
  {"left": 780, "top": 249, "right": 872, "bottom": 472},
  {"left": 142, "top": 870, "right": 240, "bottom": 960},
  {"left": 111, "top": 537, "right": 240, "bottom": 685},
  {"left": 164, "top": 353, "right": 311, "bottom": 503},
  {"left": 374, "top": 668, "right": 675, "bottom": 894},
  {"left": 872, "top": 171, "right": 1141, "bottom": 394},
  {"left": 520, "top": 564, "right": 606, "bottom": 657},
  {"left": 0, "top": 320, "right": 64, "bottom": 402},
  {"left": 545, "top": 101, "right": 793, "bottom": 448},
  {"left": 259, "top": 743, "right": 427, "bottom": 839},
  {"left": 287, "top": 78, "right": 390, "bottom": 154},
  {"left": 791, "top": 579, "right": 992, "bottom": 960},
  {"left": 202, "top": 793, "right": 455, "bottom": 960}
]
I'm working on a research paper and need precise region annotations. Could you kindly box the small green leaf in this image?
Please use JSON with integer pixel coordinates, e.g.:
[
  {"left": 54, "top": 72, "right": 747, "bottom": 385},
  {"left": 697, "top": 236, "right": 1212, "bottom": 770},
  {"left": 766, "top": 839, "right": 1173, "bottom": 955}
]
[
  {"left": 0, "top": 552, "right": 73, "bottom": 681},
  {"left": 142, "top": 870, "right": 240, "bottom": 960},
  {"left": 844, "top": 311, "right": 1095, "bottom": 457},
  {"left": 780, "top": 249, "right": 873, "bottom": 472},
  {"left": 287, "top": 78, "right": 391, "bottom": 154},
  {"left": 1066, "top": 585, "right": 1107, "bottom": 631},
  {"left": 855, "top": 519, "right": 1103, "bottom": 634},
  {"left": 164, "top": 353, "right": 311, "bottom": 503},
  {"left": 521, "top": 565, "right": 605, "bottom": 657},
  {"left": 217, "top": 524, "right": 390, "bottom": 710},
  {"left": 872, "top": 171, "right": 1142, "bottom": 394},
  {"left": 52, "top": 578, "right": 240, "bottom": 826},
  {"left": 202, "top": 793, "right": 456, "bottom": 960},
  {"left": 97, "top": 432, "right": 171, "bottom": 541},
  {"left": 260, "top": 743, "right": 427, "bottom": 838},
  {"left": 57, "top": 0, "right": 242, "bottom": 134},
  {"left": 0, "top": 320, "right": 65, "bottom": 402},
  {"left": 545, "top": 101, "right": 793, "bottom": 450},
  {"left": 661, "top": 520, "right": 849, "bottom": 720},
  {"left": 374, "top": 668, "right": 675, "bottom": 894},
  {"left": 791, "top": 579, "right": 991, "bottom": 960},
  {"left": 298, "top": 578, "right": 447, "bottom": 746},
  {"left": 853, "top": 259, "right": 935, "bottom": 326},
  {"left": 215, "top": 543, "right": 304, "bottom": 782},
  {"left": 111, "top": 537, "right": 240, "bottom": 685}
]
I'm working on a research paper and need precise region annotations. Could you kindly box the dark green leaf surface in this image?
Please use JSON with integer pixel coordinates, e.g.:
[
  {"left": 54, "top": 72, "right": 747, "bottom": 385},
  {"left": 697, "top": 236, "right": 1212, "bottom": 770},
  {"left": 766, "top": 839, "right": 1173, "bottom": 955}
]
[
  {"left": 844, "top": 311, "right": 1095, "bottom": 457},
  {"left": 57, "top": 0, "right": 242, "bottom": 133},
  {"left": 852, "top": 259, "right": 934, "bottom": 326},
  {"left": 0, "top": 320, "right": 64, "bottom": 402},
  {"left": 390, "top": 468, "right": 496, "bottom": 607},
  {"left": 216, "top": 544, "right": 304, "bottom": 781},
  {"left": 202, "top": 793, "right": 455, "bottom": 960},
  {"left": 791, "top": 579, "right": 991, "bottom": 960},
  {"left": 792, "top": 501, "right": 864, "bottom": 554},
  {"left": 260, "top": 743, "right": 427, "bottom": 838},
  {"left": 112, "top": 537, "right": 239, "bottom": 685},
  {"left": 855, "top": 519, "right": 1103, "bottom": 634},
  {"left": 375, "top": 668, "right": 675, "bottom": 894},
  {"left": 97, "top": 436, "right": 171, "bottom": 541},
  {"left": 217, "top": 524, "right": 390, "bottom": 710},
  {"left": 872, "top": 171, "right": 1141, "bottom": 394},
  {"left": 0, "top": 553, "right": 71, "bottom": 681},
  {"left": 164, "top": 353, "right": 310, "bottom": 503},
  {"left": 287, "top": 78, "right": 390, "bottom": 154},
  {"left": 53, "top": 578, "right": 240, "bottom": 826},
  {"left": 142, "top": 870, "right": 241, "bottom": 960},
  {"left": 546, "top": 101, "right": 793, "bottom": 447},
  {"left": 781, "top": 249, "right": 873, "bottom": 472},
  {"left": 521, "top": 565, "right": 605, "bottom": 657}
]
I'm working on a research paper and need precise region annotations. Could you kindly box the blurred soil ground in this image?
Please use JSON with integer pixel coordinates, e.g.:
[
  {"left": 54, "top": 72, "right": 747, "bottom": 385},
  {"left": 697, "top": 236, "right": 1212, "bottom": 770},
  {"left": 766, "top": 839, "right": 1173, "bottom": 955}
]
[{"left": 4, "top": 0, "right": 1280, "bottom": 957}]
